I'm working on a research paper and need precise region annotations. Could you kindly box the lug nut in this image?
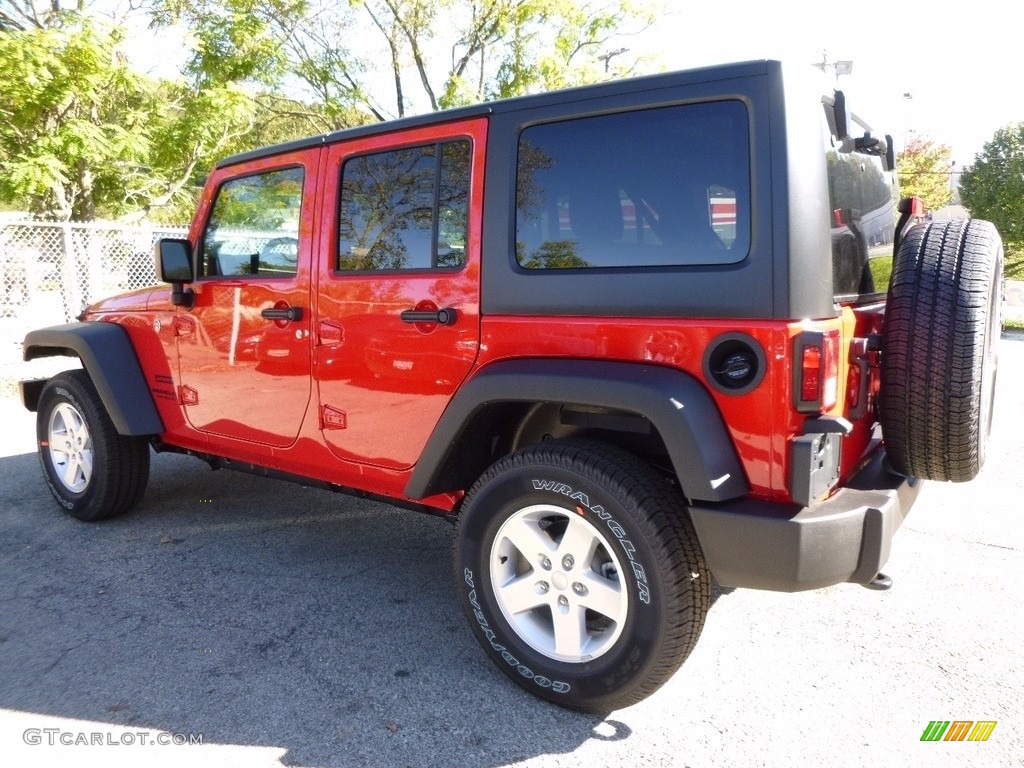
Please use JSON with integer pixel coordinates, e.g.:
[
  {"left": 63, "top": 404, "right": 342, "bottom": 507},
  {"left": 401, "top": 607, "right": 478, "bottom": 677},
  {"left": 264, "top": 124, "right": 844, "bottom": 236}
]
[
  {"left": 540, "top": 556, "right": 552, "bottom": 570},
  {"left": 537, "top": 581, "right": 550, "bottom": 593},
  {"left": 572, "top": 582, "right": 588, "bottom": 596},
  {"left": 562, "top": 554, "right": 575, "bottom": 570},
  {"left": 558, "top": 595, "right": 569, "bottom": 607}
]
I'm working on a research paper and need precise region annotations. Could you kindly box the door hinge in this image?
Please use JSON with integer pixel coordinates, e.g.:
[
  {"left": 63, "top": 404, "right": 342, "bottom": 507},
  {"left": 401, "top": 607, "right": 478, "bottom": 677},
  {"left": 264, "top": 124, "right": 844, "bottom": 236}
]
[
  {"left": 321, "top": 405, "right": 347, "bottom": 430},
  {"left": 178, "top": 385, "right": 199, "bottom": 406},
  {"left": 174, "top": 316, "right": 195, "bottom": 337}
]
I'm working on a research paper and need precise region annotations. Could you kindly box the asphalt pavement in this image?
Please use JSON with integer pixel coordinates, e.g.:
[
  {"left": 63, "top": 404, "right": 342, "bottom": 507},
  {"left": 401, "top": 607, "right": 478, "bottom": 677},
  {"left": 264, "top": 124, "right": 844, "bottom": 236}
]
[{"left": 1, "top": 337, "right": 1022, "bottom": 768}]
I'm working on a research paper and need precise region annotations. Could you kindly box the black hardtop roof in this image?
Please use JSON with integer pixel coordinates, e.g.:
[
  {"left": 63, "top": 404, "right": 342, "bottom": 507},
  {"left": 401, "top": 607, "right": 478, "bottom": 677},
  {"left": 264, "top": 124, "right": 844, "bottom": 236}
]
[{"left": 217, "top": 59, "right": 775, "bottom": 168}]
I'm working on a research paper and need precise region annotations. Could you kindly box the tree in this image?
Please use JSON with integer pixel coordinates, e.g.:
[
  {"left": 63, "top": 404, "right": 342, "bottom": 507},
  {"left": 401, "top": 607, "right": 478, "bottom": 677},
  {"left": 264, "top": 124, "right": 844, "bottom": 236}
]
[
  {"left": 959, "top": 123, "right": 1024, "bottom": 249},
  {"left": 0, "top": 0, "right": 84, "bottom": 31},
  {"left": 153, "top": 0, "right": 656, "bottom": 124},
  {"left": 2, "top": 1, "right": 660, "bottom": 221},
  {"left": 0, "top": 20, "right": 153, "bottom": 220},
  {"left": 896, "top": 137, "right": 953, "bottom": 211},
  {"left": 0, "top": 10, "right": 261, "bottom": 221}
]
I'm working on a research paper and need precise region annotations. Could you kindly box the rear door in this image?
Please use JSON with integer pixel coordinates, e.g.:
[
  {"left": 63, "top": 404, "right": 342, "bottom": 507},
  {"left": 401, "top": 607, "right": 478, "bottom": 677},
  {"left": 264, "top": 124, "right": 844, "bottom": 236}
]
[{"left": 314, "top": 118, "right": 486, "bottom": 469}]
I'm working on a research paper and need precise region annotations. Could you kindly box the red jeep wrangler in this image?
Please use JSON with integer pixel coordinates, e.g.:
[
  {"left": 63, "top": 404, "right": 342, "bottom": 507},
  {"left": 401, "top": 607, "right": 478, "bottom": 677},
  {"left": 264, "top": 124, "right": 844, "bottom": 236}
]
[{"left": 21, "top": 60, "right": 1002, "bottom": 711}]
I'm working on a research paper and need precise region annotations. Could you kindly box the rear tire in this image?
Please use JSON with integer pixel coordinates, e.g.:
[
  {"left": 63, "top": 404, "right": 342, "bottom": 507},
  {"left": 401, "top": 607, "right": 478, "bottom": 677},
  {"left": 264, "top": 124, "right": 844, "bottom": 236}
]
[
  {"left": 879, "top": 219, "right": 1003, "bottom": 481},
  {"left": 36, "top": 370, "right": 150, "bottom": 521},
  {"left": 454, "top": 439, "right": 710, "bottom": 712}
]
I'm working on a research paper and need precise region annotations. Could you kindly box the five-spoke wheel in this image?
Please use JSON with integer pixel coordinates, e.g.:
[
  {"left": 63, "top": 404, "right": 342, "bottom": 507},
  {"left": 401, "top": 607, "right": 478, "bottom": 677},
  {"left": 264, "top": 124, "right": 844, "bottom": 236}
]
[
  {"left": 455, "top": 439, "right": 709, "bottom": 712},
  {"left": 36, "top": 370, "right": 150, "bottom": 521}
]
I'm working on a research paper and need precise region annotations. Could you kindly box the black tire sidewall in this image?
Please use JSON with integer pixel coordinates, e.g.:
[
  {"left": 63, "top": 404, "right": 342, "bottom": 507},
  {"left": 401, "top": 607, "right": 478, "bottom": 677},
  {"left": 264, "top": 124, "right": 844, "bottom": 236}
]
[
  {"left": 978, "top": 241, "right": 1004, "bottom": 468},
  {"left": 455, "top": 458, "right": 667, "bottom": 709},
  {"left": 880, "top": 219, "right": 1003, "bottom": 481},
  {"left": 36, "top": 375, "right": 107, "bottom": 520}
]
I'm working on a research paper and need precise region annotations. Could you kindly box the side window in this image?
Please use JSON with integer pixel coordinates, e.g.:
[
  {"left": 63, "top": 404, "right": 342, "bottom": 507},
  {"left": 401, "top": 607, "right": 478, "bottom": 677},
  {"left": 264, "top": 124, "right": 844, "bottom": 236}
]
[
  {"left": 337, "top": 140, "right": 470, "bottom": 271},
  {"left": 516, "top": 101, "right": 750, "bottom": 269},
  {"left": 824, "top": 111, "right": 898, "bottom": 301},
  {"left": 200, "top": 167, "right": 304, "bottom": 278}
]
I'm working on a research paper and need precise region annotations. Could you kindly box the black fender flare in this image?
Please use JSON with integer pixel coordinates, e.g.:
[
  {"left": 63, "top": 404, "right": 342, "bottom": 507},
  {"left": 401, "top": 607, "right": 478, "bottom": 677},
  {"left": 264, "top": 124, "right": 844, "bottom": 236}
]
[
  {"left": 22, "top": 322, "right": 164, "bottom": 436},
  {"left": 405, "top": 358, "right": 748, "bottom": 502}
]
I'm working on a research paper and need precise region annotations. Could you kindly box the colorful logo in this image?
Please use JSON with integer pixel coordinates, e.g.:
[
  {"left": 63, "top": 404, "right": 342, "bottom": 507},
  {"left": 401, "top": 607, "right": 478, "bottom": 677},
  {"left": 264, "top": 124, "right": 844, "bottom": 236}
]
[{"left": 921, "top": 721, "right": 997, "bottom": 742}]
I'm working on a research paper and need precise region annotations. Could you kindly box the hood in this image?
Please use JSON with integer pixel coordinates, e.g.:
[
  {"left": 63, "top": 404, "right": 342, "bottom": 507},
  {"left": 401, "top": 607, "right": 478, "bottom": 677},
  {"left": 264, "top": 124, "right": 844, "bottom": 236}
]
[{"left": 83, "top": 285, "right": 170, "bottom": 316}]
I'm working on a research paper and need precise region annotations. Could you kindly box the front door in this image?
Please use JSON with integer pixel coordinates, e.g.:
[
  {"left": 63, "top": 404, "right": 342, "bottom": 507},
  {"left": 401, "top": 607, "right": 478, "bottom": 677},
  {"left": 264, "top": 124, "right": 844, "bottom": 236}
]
[
  {"left": 177, "top": 150, "right": 319, "bottom": 448},
  {"left": 314, "top": 118, "right": 486, "bottom": 469}
]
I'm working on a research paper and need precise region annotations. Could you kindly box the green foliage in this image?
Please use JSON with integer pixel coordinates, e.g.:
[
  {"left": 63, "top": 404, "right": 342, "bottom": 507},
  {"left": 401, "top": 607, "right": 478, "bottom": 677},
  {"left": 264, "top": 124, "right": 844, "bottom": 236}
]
[
  {"left": 1004, "top": 241, "right": 1024, "bottom": 279},
  {"left": 518, "top": 240, "right": 591, "bottom": 269},
  {"left": 0, "top": 1, "right": 658, "bottom": 222},
  {"left": 0, "top": 21, "right": 149, "bottom": 219},
  {"left": 209, "top": 167, "right": 304, "bottom": 230},
  {"left": 451, "top": 0, "right": 657, "bottom": 106},
  {"left": 896, "top": 137, "right": 953, "bottom": 211},
  {"left": 154, "top": 0, "right": 652, "bottom": 121},
  {"left": 153, "top": 0, "right": 293, "bottom": 86},
  {"left": 868, "top": 256, "right": 892, "bottom": 293},
  {"left": 0, "top": 17, "right": 261, "bottom": 221},
  {"left": 959, "top": 123, "right": 1024, "bottom": 258}
]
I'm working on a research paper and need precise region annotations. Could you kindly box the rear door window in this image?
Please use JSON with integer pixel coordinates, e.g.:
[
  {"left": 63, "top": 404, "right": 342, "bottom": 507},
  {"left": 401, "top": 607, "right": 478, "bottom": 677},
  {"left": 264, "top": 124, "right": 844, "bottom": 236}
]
[{"left": 337, "top": 140, "right": 470, "bottom": 272}]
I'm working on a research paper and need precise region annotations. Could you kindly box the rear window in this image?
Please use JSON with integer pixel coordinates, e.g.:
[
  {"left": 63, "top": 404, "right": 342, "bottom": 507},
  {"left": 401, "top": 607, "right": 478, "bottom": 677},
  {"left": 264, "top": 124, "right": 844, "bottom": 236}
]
[
  {"left": 824, "top": 111, "right": 898, "bottom": 302},
  {"left": 515, "top": 101, "right": 750, "bottom": 270}
]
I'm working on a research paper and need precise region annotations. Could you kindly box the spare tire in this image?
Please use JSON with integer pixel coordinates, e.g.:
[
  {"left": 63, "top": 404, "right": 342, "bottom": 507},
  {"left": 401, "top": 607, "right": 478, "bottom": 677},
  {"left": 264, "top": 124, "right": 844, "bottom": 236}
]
[{"left": 879, "top": 219, "right": 1003, "bottom": 482}]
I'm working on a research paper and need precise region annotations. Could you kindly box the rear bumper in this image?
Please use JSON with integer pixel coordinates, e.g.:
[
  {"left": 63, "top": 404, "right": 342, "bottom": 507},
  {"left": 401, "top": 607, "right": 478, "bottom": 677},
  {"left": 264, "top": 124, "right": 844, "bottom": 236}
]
[{"left": 688, "top": 449, "right": 921, "bottom": 591}]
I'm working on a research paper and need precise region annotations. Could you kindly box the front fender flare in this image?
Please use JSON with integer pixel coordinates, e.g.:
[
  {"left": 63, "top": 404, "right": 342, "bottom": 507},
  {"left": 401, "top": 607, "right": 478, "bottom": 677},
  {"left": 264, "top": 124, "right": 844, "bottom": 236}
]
[
  {"left": 405, "top": 359, "right": 748, "bottom": 502},
  {"left": 22, "top": 322, "right": 164, "bottom": 436}
]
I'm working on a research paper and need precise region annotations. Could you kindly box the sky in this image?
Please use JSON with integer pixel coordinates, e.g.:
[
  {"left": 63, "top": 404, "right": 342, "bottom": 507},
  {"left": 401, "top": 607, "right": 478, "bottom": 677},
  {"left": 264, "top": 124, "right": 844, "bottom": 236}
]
[
  {"left": 123, "top": 0, "right": 1021, "bottom": 168},
  {"left": 636, "top": 0, "right": 1023, "bottom": 166}
]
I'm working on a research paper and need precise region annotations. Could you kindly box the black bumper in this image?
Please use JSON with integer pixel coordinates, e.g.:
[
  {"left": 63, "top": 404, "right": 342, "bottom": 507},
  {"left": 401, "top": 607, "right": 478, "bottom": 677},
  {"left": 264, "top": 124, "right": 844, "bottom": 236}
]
[{"left": 687, "top": 449, "right": 922, "bottom": 592}]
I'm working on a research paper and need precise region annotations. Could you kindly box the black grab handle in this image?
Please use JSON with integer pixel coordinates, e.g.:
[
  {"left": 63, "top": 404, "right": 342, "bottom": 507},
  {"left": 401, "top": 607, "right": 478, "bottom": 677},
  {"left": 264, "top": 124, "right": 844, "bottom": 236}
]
[
  {"left": 400, "top": 308, "right": 457, "bottom": 325},
  {"left": 261, "top": 306, "right": 303, "bottom": 321}
]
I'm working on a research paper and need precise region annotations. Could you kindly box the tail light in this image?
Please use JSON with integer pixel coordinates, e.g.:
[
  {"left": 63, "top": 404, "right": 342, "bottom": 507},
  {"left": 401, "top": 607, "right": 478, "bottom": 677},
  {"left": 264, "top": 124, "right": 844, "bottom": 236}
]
[{"left": 793, "top": 329, "right": 839, "bottom": 413}]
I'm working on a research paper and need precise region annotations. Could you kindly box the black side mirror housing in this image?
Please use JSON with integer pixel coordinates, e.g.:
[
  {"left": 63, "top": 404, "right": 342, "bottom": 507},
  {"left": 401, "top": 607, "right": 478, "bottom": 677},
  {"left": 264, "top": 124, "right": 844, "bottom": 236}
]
[
  {"left": 155, "top": 239, "right": 195, "bottom": 309},
  {"left": 829, "top": 90, "right": 850, "bottom": 141}
]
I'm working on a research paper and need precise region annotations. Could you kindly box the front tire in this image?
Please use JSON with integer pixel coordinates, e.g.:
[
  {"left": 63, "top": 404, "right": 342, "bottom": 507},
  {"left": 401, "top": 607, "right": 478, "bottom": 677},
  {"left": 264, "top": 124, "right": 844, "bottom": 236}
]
[
  {"left": 36, "top": 370, "right": 150, "bottom": 521},
  {"left": 454, "top": 439, "right": 710, "bottom": 712}
]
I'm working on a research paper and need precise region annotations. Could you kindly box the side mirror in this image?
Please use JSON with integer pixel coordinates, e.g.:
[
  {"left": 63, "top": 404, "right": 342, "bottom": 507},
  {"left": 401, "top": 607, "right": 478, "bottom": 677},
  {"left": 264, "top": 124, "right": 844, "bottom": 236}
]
[
  {"left": 883, "top": 133, "right": 896, "bottom": 172},
  {"left": 832, "top": 90, "right": 850, "bottom": 141},
  {"left": 154, "top": 239, "right": 195, "bottom": 309}
]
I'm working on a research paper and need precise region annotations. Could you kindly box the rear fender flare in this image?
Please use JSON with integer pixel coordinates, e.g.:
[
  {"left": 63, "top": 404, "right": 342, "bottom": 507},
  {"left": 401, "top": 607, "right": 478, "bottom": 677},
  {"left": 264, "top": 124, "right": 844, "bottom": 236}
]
[{"left": 405, "top": 359, "right": 747, "bottom": 502}]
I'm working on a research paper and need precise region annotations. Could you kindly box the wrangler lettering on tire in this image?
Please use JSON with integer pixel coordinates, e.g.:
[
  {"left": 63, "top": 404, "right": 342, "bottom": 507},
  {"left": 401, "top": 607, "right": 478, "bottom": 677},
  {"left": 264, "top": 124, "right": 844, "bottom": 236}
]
[{"left": 454, "top": 439, "right": 710, "bottom": 712}]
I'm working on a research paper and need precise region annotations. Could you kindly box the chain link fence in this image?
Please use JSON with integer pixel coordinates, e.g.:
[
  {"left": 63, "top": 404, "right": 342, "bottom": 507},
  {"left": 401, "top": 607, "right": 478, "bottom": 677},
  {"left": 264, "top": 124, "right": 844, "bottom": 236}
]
[{"left": 1, "top": 221, "right": 188, "bottom": 395}]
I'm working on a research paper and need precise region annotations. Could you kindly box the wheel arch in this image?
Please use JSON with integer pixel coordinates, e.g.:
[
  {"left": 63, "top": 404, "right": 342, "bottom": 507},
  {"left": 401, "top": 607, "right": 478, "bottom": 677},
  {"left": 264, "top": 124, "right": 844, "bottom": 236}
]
[
  {"left": 22, "top": 322, "right": 164, "bottom": 436},
  {"left": 405, "top": 359, "right": 748, "bottom": 503}
]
